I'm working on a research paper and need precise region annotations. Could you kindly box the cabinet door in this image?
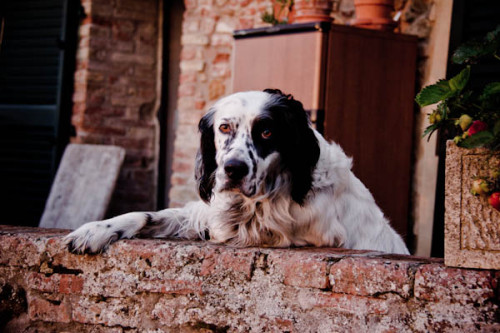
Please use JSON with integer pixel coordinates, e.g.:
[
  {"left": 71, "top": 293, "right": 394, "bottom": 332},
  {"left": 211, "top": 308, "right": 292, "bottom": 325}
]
[
  {"left": 233, "top": 30, "right": 327, "bottom": 125},
  {"left": 324, "top": 26, "right": 417, "bottom": 242}
]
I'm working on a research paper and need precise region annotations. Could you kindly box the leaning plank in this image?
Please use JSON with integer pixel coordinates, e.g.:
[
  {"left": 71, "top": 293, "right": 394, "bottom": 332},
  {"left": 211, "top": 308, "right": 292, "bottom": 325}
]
[{"left": 39, "top": 144, "right": 126, "bottom": 230}]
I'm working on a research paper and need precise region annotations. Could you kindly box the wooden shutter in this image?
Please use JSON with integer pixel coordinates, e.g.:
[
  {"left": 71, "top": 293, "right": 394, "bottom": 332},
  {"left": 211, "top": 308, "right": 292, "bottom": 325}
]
[{"left": 0, "top": 0, "right": 80, "bottom": 226}]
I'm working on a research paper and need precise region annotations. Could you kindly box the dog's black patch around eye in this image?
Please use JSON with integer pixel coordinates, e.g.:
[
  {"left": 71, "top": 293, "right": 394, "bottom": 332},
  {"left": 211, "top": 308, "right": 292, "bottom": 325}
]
[
  {"left": 196, "top": 110, "right": 218, "bottom": 203},
  {"left": 262, "top": 90, "right": 320, "bottom": 205},
  {"left": 251, "top": 117, "right": 277, "bottom": 158}
]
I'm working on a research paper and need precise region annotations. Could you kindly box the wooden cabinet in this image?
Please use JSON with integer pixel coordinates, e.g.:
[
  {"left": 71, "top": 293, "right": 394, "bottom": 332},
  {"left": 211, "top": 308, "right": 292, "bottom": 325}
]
[{"left": 233, "top": 23, "right": 418, "bottom": 243}]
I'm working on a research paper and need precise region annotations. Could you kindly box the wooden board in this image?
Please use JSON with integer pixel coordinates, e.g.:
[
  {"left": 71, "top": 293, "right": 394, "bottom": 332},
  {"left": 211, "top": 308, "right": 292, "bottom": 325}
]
[
  {"left": 233, "top": 30, "right": 327, "bottom": 114},
  {"left": 39, "top": 144, "right": 125, "bottom": 230},
  {"left": 324, "top": 26, "right": 417, "bottom": 241}
]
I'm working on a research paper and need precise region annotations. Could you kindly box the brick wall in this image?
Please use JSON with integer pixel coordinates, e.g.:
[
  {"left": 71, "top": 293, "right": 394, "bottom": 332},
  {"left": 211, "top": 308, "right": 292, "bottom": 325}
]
[
  {"left": 72, "top": 0, "right": 161, "bottom": 215},
  {"left": 1, "top": 225, "right": 498, "bottom": 332}
]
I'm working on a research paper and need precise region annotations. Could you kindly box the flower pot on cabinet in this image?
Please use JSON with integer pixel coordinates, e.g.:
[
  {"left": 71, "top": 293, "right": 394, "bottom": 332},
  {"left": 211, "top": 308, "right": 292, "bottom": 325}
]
[
  {"left": 293, "top": 0, "right": 334, "bottom": 23},
  {"left": 353, "top": 0, "right": 396, "bottom": 31}
]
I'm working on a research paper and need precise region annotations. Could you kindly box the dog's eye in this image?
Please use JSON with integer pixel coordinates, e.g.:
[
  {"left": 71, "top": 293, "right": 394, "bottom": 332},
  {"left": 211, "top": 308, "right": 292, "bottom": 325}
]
[
  {"left": 261, "top": 129, "right": 272, "bottom": 139},
  {"left": 219, "top": 124, "right": 231, "bottom": 134}
]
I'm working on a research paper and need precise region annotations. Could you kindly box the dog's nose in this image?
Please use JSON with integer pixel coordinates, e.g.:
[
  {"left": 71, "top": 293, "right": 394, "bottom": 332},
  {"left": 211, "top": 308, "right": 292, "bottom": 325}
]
[{"left": 224, "top": 159, "right": 249, "bottom": 181}]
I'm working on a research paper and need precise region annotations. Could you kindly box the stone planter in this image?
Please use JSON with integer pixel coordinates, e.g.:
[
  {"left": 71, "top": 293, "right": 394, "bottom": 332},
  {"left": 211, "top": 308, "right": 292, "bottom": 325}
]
[{"left": 445, "top": 141, "right": 500, "bottom": 269}]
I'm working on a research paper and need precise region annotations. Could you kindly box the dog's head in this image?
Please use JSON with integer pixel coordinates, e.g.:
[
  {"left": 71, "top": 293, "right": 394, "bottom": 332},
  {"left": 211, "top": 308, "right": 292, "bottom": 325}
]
[{"left": 195, "top": 89, "right": 320, "bottom": 205}]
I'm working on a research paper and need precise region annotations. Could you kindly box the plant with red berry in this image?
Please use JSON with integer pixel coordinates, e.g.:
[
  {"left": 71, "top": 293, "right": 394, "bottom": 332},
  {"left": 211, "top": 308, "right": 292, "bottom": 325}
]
[
  {"left": 416, "top": 26, "right": 500, "bottom": 150},
  {"left": 416, "top": 26, "right": 500, "bottom": 211}
]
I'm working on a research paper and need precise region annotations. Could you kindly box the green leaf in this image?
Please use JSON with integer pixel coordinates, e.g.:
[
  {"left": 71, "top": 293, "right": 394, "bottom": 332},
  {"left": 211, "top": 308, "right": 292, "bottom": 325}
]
[
  {"left": 485, "top": 25, "right": 500, "bottom": 43},
  {"left": 480, "top": 82, "right": 500, "bottom": 101},
  {"left": 415, "top": 80, "right": 453, "bottom": 107},
  {"left": 494, "top": 120, "right": 500, "bottom": 136},
  {"left": 452, "top": 40, "right": 486, "bottom": 64},
  {"left": 448, "top": 66, "right": 470, "bottom": 92},
  {"left": 459, "top": 131, "right": 494, "bottom": 148},
  {"left": 416, "top": 68, "right": 470, "bottom": 107},
  {"left": 422, "top": 123, "right": 439, "bottom": 140},
  {"left": 452, "top": 26, "right": 500, "bottom": 64}
]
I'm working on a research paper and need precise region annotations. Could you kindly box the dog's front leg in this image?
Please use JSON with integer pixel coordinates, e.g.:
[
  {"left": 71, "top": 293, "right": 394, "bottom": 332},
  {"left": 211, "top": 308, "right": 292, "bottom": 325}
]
[{"left": 64, "top": 201, "right": 210, "bottom": 254}]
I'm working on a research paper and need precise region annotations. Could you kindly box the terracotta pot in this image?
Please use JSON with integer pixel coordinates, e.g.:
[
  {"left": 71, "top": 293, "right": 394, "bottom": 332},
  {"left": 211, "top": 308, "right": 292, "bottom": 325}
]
[
  {"left": 353, "top": 0, "right": 396, "bottom": 31},
  {"left": 292, "top": 0, "right": 333, "bottom": 23}
]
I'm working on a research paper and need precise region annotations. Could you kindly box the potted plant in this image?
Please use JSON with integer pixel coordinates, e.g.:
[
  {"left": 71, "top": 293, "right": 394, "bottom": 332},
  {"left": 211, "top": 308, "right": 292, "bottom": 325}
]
[
  {"left": 261, "top": 0, "right": 294, "bottom": 25},
  {"left": 415, "top": 26, "right": 500, "bottom": 269},
  {"left": 261, "top": 0, "right": 334, "bottom": 25}
]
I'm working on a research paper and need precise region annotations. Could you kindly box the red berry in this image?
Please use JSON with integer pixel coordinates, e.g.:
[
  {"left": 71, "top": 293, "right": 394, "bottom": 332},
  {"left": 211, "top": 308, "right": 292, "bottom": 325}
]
[
  {"left": 489, "top": 192, "right": 500, "bottom": 211},
  {"left": 467, "top": 120, "right": 488, "bottom": 136}
]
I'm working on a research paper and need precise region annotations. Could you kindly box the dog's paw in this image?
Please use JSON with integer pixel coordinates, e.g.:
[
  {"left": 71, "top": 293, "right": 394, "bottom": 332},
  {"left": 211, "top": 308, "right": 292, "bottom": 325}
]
[{"left": 64, "top": 221, "right": 122, "bottom": 254}]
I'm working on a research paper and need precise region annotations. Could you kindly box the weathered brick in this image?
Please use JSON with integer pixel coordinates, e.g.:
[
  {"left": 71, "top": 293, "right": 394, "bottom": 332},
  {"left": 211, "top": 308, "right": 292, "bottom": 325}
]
[
  {"left": 138, "top": 278, "right": 203, "bottom": 295},
  {"left": 110, "top": 52, "right": 155, "bottom": 65},
  {"left": 200, "top": 248, "right": 257, "bottom": 280},
  {"left": 211, "top": 62, "right": 231, "bottom": 77},
  {"left": 178, "top": 83, "right": 196, "bottom": 97},
  {"left": 299, "top": 290, "right": 390, "bottom": 315},
  {"left": 179, "top": 73, "right": 198, "bottom": 83},
  {"left": 28, "top": 272, "right": 84, "bottom": 295},
  {"left": 414, "top": 264, "right": 496, "bottom": 305},
  {"left": 211, "top": 33, "right": 233, "bottom": 46},
  {"left": 215, "top": 20, "right": 235, "bottom": 33},
  {"left": 236, "top": 17, "right": 254, "bottom": 30},
  {"left": 195, "top": 99, "right": 206, "bottom": 110},
  {"left": 213, "top": 53, "right": 231, "bottom": 63},
  {"left": 329, "top": 257, "right": 417, "bottom": 298},
  {"left": 180, "top": 60, "right": 205, "bottom": 72},
  {"left": 28, "top": 294, "right": 71, "bottom": 323},
  {"left": 71, "top": 296, "right": 142, "bottom": 327},
  {"left": 181, "top": 34, "right": 210, "bottom": 46},
  {"left": 200, "top": 17, "right": 216, "bottom": 34},
  {"left": 151, "top": 296, "right": 194, "bottom": 326},
  {"left": 208, "top": 79, "right": 225, "bottom": 100},
  {"left": 268, "top": 251, "right": 331, "bottom": 289}
]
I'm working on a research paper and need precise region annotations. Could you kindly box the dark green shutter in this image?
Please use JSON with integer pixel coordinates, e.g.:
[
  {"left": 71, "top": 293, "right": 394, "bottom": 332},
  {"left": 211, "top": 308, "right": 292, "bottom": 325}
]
[{"left": 0, "top": 0, "right": 81, "bottom": 226}]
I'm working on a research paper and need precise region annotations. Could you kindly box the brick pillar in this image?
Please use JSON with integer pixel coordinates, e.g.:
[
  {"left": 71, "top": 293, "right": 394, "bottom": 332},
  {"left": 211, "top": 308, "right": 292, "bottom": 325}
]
[{"left": 72, "top": 0, "right": 160, "bottom": 215}]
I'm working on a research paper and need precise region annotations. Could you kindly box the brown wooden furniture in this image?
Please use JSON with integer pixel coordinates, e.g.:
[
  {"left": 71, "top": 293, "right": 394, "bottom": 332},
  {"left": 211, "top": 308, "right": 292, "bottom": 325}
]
[{"left": 233, "top": 23, "right": 418, "bottom": 244}]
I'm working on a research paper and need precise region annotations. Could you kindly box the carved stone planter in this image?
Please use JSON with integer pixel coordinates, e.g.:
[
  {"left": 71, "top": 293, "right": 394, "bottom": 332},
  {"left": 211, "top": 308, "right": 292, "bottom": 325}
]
[{"left": 445, "top": 141, "right": 500, "bottom": 269}]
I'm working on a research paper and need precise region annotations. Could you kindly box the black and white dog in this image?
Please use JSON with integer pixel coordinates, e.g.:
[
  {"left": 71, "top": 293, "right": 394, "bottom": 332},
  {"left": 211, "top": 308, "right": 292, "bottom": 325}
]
[{"left": 65, "top": 89, "right": 409, "bottom": 255}]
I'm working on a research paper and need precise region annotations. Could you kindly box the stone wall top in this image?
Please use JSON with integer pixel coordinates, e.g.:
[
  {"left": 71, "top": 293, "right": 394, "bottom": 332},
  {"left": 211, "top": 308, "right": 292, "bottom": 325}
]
[{"left": 0, "top": 225, "right": 498, "bottom": 332}]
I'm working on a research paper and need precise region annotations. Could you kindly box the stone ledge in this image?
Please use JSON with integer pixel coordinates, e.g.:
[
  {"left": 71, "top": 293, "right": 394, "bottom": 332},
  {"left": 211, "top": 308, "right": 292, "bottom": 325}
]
[{"left": 0, "top": 225, "right": 498, "bottom": 332}]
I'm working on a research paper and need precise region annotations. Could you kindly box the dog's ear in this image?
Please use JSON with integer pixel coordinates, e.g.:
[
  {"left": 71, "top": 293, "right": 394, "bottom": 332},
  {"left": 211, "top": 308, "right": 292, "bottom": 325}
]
[
  {"left": 195, "top": 109, "right": 217, "bottom": 203},
  {"left": 265, "top": 90, "right": 320, "bottom": 205}
]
